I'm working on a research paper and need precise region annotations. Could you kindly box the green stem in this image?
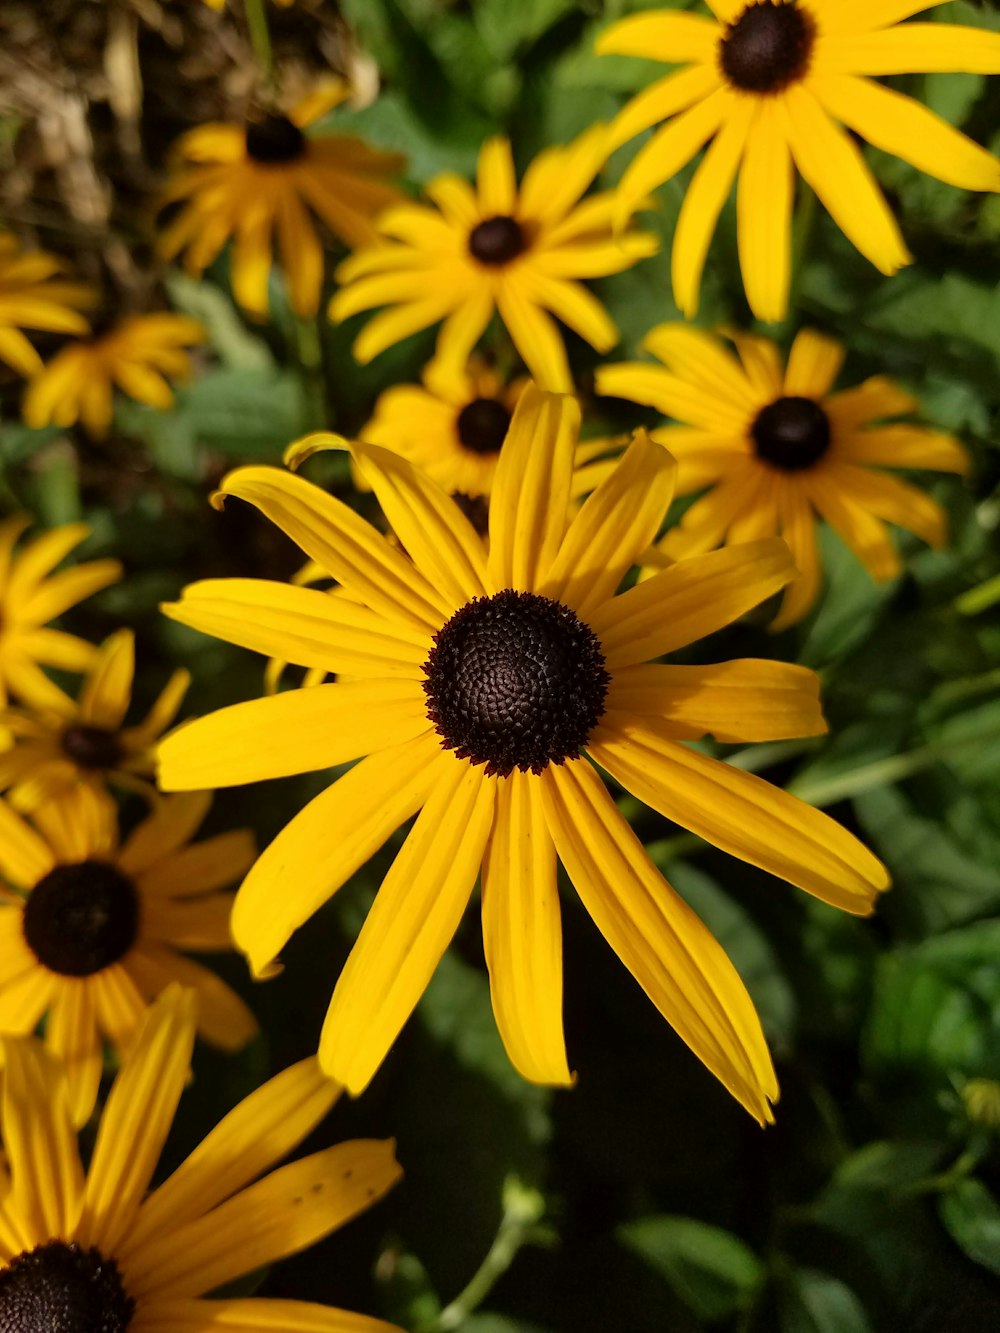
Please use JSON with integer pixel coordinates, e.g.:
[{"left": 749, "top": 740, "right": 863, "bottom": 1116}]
[
  {"left": 784, "top": 182, "right": 817, "bottom": 321},
  {"left": 909, "top": 1147, "right": 981, "bottom": 1198},
  {"left": 956, "top": 573, "right": 1000, "bottom": 616},
  {"left": 244, "top": 0, "right": 275, "bottom": 88},
  {"left": 294, "top": 314, "right": 327, "bottom": 429}
]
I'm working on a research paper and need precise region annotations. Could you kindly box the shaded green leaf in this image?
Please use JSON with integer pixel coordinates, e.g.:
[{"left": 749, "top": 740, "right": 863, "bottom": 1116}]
[{"left": 618, "top": 1215, "right": 762, "bottom": 1322}]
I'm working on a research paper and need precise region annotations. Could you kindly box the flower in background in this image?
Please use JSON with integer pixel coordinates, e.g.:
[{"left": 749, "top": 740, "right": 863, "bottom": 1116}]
[
  {"left": 597, "top": 1, "right": 1000, "bottom": 321},
  {"left": 0, "top": 987, "right": 402, "bottom": 1329},
  {"left": 0, "top": 233, "right": 94, "bottom": 378},
  {"left": 159, "top": 387, "right": 889, "bottom": 1122},
  {"left": 22, "top": 313, "right": 204, "bottom": 438},
  {"left": 0, "top": 516, "right": 121, "bottom": 712},
  {"left": 159, "top": 86, "right": 405, "bottom": 319},
  {"left": 0, "top": 785, "right": 257, "bottom": 1125},
  {"left": 330, "top": 128, "right": 658, "bottom": 392},
  {"left": 597, "top": 323, "right": 968, "bottom": 628},
  {"left": 0, "top": 628, "right": 190, "bottom": 810}
]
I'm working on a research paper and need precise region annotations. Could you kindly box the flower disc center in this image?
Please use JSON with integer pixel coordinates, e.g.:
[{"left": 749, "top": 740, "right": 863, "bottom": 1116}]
[
  {"left": 456, "top": 398, "right": 511, "bottom": 455},
  {"left": 468, "top": 216, "right": 525, "bottom": 266},
  {"left": 720, "top": 1, "right": 814, "bottom": 94},
  {"left": 23, "top": 861, "right": 139, "bottom": 977},
  {"left": 245, "top": 113, "right": 307, "bottom": 163},
  {"left": 752, "top": 395, "right": 831, "bottom": 470},
  {"left": 0, "top": 1241, "right": 135, "bottom": 1333},
  {"left": 422, "top": 589, "right": 609, "bottom": 777},
  {"left": 61, "top": 723, "right": 123, "bottom": 770}
]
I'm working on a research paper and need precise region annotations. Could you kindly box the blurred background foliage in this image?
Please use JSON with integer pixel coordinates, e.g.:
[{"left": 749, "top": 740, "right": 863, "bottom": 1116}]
[{"left": 1, "top": 0, "right": 1000, "bottom": 1330}]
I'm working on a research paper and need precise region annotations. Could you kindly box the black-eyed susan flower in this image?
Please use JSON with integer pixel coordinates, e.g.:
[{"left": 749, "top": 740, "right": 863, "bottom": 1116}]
[
  {"left": 158, "top": 386, "right": 889, "bottom": 1122},
  {"left": 0, "top": 232, "right": 94, "bottom": 378},
  {"left": 597, "top": 1, "right": 1000, "bottom": 322},
  {"left": 0, "top": 516, "right": 121, "bottom": 712},
  {"left": 330, "top": 129, "right": 659, "bottom": 392},
  {"left": 159, "top": 86, "right": 405, "bottom": 319},
  {"left": 22, "top": 313, "right": 204, "bottom": 439},
  {"left": 597, "top": 323, "right": 969, "bottom": 628},
  {"left": 0, "top": 785, "right": 257, "bottom": 1125},
  {"left": 0, "top": 986, "right": 403, "bottom": 1330},
  {"left": 0, "top": 628, "right": 190, "bottom": 810}
]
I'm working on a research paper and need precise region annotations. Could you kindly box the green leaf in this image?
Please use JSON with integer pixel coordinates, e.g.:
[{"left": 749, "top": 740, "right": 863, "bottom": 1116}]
[
  {"left": 174, "top": 366, "right": 309, "bottom": 461},
  {"left": 165, "top": 272, "right": 275, "bottom": 373},
  {"left": 474, "top": 0, "right": 577, "bottom": 62},
  {"left": 938, "top": 1178, "right": 1000, "bottom": 1277},
  {"left": 618, "top": 1215, "right": 763, "bottom": 1322},
  {"left": 780, "top": 1270, "right": 873, "bottom": 1333}
]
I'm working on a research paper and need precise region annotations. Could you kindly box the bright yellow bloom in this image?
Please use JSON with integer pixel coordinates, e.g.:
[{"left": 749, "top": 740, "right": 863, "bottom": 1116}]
[
  {"left": 0, "top": 233, "right": 94, "bottom": 378},
  {"left": 22, "top": 313, "right": 204, "bottom": 439},
  {"left": 159, "top": 87, "right": 405, "bottom": 319},
  {"left": 0, "top": 987, "right": 402, "bottom": 1330},
  {"left": 0, "top": 628, "right": 190, "bottom": 811},
  {"left": 158, "top": 386, "right": 889, "bottom": 1122},
  {"left": 597, "top": 323, "right": 969, "bottom": 628},
  {"left": 0, "top": 786, "right": 257, "bottom": 1125},
  {"left": 330, "top": 129, "right": 658, "bottom": 392},
  {"left": 0, "top": 516, "right": 121, "bottom": 713},
  {"left": 598, "top": 1, "right": 1000, "bottom": 321}
]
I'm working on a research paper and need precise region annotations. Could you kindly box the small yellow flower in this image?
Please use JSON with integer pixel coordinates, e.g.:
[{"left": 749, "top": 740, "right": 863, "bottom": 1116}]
[
  {"left": 597, "top": 1, "right": 1000, "bottom": 321},
  {"left": 0, "top": 986, "right": 402, "bottom": 1330},
  {"left": 0, "top": 516, "right": 121, "bottom": 713},
  {"left": 330, "top": 128, "right": 658, "bottom": 392},
  {"left": 0, "top": 233, "right": 94, "bottom": 378},
  {"left": 159, "top": 87, "right": 405, "bottom": 319},
  {"left": 597, "top": 323, "right": 969, "bottom": 628},
  {"left": 22, "top": 313, "right": 205, "bottom": 439},
  {"left": 0, "top": 628, "right": 190, "bottom": 811},
  {"left": 0, "top": 786, "right": 257, "bottom": 1125}
]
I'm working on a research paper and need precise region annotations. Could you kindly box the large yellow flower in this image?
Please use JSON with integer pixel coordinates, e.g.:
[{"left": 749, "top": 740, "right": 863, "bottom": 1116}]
[
  {"left": 0, "top": 516, "right": 121, "bottom": 712},
  {"left": 0, "top": 233, "right": 94, "bottom": 378},
  {"left": 158, "top": 387, "right": 888, "bottom": 1122},
  {"left": 330, "top": 129, "right": 658, "bottom": 392},
  {"left": 22, "top": 313, "right": 205, "bottom": 439},
  {"left": 0, "top": 987, "right": 402, "bottom": 1331},
  {"left": 0, "top": 628, "right": 190, "bottom": 810},
  {"left": 0, "top": 785, "right": 257, "bottom": 1125},
  {"left": 598, "top": 1, "right": 1000, "bottom": 322},
  {"left": 159, "top": 88, "right": 405, "bottom": 319},
  {"left": 597, "top": 323, "right": 969, "bottom": 628}
]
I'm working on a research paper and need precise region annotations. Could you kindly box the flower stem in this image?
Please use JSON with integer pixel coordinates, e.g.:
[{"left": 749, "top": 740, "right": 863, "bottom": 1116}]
[{"left": 244, "top": 0, "right": 275, "bottom": 89}]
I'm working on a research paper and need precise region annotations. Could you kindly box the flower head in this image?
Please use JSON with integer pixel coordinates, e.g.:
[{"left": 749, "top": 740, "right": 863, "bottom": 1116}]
[
  {"left": 0, "top": 233, "right": 94, "bottom": 378},
  {"left": 158, "top": 386, "right": 888, "bottom": 1122},
  {"left": 597, "top": 323, "right": 969, "bottom": 627},
  {"left": 597, "top": 1, "right": 1000, "bottom": 321},
  {"left": 0, "top": 986, "right": 402, "bottom": 1329},
  {"left": 330, "top": 128, "right": 658, "bottom": 391},
  {"left": 0, "top": 786, "right": 257, "bottom": 1124},
  {"left": 159, "top": 86, "right": 405, "bottom": 319},
  {"left": 22, "top": 313, "right": 204, "bottom": 438}
]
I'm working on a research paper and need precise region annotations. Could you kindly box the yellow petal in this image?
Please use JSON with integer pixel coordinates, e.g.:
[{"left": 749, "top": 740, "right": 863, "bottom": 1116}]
[
  {"left": 132, "top": 1297, "right": 402, "bottom": 1332},
  {"left": 0, "top": 797, "right": 55, "bottom": 887},
  {"left": 836, "top": 424, "right": 969, "bottom": 473},
  {"left": 604, "top": 65, "right": 723, "bottom": 153},
  {"left": 116, "top": 791, "right": 212, "bottom": 877},
  {"left": 770, "top": 478, "right": 823, "bottom": 631},
  {"left": 827, "top": 462, "right": 948, "bottom": 549},
  {"left": 494, "top": 279, "right": 572, "bottom": 392},
  {"left": 818, "top": 24, "right": 1000, "bottom": 77},
  {"left": 783, "top": 328, "right": 845, "bottom": 397},
  {"left": 477, "top": 136, "right": 517, "bottom": 215},
  {"left": 807, "top": 473, "right": 900, "bottom": 581},
  {"left": 736, "top": 98, "right": 793, "bottom": 324},
  {"left": 641, "top": 324, "right": 756, "bottom": 410},
  {"left": 595, "top": 11, "right": 718, "bottom": 62},
  {"left": 79, "top": 629, "right": 134, "bottom": 730},
  {"left": 124, "top": 947, "right": 258, "bottom": 1053},
  {"left": 45, "top": 980, "right": 102, "bottom": 1129}
]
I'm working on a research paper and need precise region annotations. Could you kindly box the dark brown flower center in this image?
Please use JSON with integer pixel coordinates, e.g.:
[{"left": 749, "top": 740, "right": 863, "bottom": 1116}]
[
  {"left": 451, "top": 493, "right": 491, "bottom": 537},
  {"left": 456, "top": 398, "right": 511, "bottom": 455},
  {"left": 245, "top": 113, "right": 307, "bottom": 164},
  {"left": 468, "top": 216, "right": 525, "bottom": 266},
  {"left": 23, "top": 861, "right": 139, "bottom": 977},
  {"left": 719, "top": 1, "right": 814, "bottom": 94},
  {"left": 61, "top": 724, "right": 123, "bottom": 770},
  {"left": 751, "top": 396, "right": 831, "bottom": 470},
  {"left": 0, "top": 1241, "right": 135, "bottom": 1333},
  {"left": 422, "top": 589, "right": 609, "bottom": 777}
]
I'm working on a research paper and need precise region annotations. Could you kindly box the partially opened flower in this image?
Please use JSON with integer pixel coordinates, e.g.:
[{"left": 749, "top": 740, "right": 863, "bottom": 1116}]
[
  {"left": 0, "top": 627, "right": 190, "bottom": 810},
  {"left": 159, "top": 386, "right": 888, "bottom": 1122},
  {"left": 330, "top": 129, "right": 658, "bottom": 392},
  {"left": 22, "top": 313, "right": 204, "bottom": 438},
  {"left": 597, "top": 323, "right": 969, "bottom": 628},
  {"left": 159, "top": 87, "right": 405, "bottom": 319},
  {"left": 0, "top": 986, "right": 402, "bottom": 1330},
  {"left": 0, "top": 515, "right": 121, "bottom": 712},
  {"left": 0, "top": 785, "right": 257, "bottom": 1124},
  {"left": 597, "top": 1, "right": 1000, "bottom": 321},
  {"left": 0, "top": 232, "right": 94, "bottom": 378}
]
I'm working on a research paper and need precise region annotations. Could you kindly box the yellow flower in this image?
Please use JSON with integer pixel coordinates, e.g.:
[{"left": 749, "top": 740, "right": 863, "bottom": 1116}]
[
  {"left": 597, "top": 323, "right": 969, "bottom": 628},
  {"left": 330, "top": 129, "right": 658, "bottom": 392},
  {"left": 0, "top": 516, "right": 121, "bottom": 713},
  {"left": 0, "top": 628, "right": 190, "bottom": 811},
  {"left": 22, "top": 313, "right": 205, "bottom": 439},
  {"left": 0, "top": 785, "right": 257, "bottom": 1125},
  {"left": 0, "top": 987, "right": 402, "bottom": 1330},
  {"left": 597, "top": 1, "right": 1000, "bottom": 322},
  {"left": 159, "top": 87, "right": 405, "bottom": 319},
  {"left": 0, "top": 233, "right": 94, "bottom": 378},
  {"left": 158, "top": 386, "right": 889, "bottom": 1122}
]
